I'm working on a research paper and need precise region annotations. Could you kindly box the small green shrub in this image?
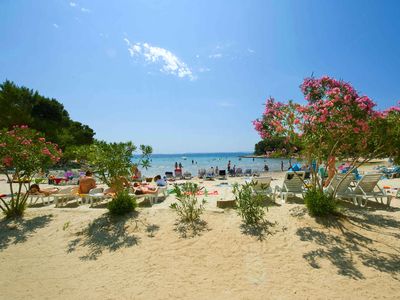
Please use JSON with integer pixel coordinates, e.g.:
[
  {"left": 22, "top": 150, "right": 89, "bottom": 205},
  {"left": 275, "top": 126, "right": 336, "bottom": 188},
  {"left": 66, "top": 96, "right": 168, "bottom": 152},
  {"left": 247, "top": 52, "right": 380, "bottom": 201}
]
[
  {"left": 170, "top": 183, "right": 206, "bottom": 224},
  {"left": 107, "top": 190, "right": 137, "bottom": 216},
  {"left": 2, "top": 199, "right": 27, "bottom": 219},
  {"left": 304, "top": 188, "right": 338, "bottom": 217},
  {"left": 233, "top": 182, "right": 266, "bottom": 226}
]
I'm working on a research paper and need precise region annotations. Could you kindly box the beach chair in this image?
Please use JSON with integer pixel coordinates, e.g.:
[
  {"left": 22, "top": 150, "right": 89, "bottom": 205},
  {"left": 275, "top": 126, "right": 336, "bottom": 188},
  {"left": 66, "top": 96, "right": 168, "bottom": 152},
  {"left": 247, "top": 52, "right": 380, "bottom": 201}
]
[
  {"left": 235, "top": 168, "right": 243, "bottom": 177},
  {"left": 218, "top": 170, "right": 227, "bottom": 180},
  {"left": 52, "top": 187, "right": 79, "bottom": 207},
  {"left": 165, "top": 171, "right": 174, "bottom": 181},
  {"left": 198, "top": 168, "right": 206, "bottom": 179},
  {"left": 274, "top": 172, "right": 305, "bottom": 203},
  {"left": 250, "top": 176, "right": 272, "bottom": 196},
  {"left": 28, "top": 194, "right": 51, "bottom": 206},
  {"left": 150, "top": 186, "right": 168, "bottom": 204},
  {"left": 352, "top": 173, "right": 390, "bottom": 207},
  {"left": 86, "top": 187, "right": 108, "bottom": 207},
  {"left": 205, "top": 168, "right": 215, "bottom": 180},
  {"left": 244, "top": 169, "right": 252, "bottom": 176},
  {"left": 183, "top": 171, "right": 192, "bottom": 180},
  {"left": 382, "top": 166, "right": 400, "bottom": 178},
  {"left": 324, "top": 173, "right": 355, "bottom": 201}
]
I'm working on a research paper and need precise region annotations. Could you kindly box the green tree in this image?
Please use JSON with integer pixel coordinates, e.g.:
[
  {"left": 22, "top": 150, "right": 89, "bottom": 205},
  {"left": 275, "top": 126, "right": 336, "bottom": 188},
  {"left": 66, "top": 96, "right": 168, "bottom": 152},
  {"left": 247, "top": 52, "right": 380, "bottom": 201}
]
[
  {"left": 0, "top": 80, "right": 95, "bottom": 149},
  {"left": 72, "top": 141, "right": 152, "bottom": 192}
]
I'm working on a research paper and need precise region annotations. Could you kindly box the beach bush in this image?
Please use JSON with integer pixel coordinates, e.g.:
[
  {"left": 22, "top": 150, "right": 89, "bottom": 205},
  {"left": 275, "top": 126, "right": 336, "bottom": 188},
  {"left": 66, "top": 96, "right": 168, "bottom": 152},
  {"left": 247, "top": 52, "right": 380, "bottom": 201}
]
[
  {"left": 107, "top": 189, "right": 137, "bottom": 216},
  {"left": 232, "top": 182, "right": 266, "bottom": 226},
  {"left": 304, "top": 188, "right": 338, "bottom": 217},
  {"left": 170, "top": 183, "right": 206, "bottom": 224},
  {"left": 0, "top": 126, "right": 61, "bottom": 218},
  {"left": 70, "top": 141, "right": 152, "bottom": 193}
]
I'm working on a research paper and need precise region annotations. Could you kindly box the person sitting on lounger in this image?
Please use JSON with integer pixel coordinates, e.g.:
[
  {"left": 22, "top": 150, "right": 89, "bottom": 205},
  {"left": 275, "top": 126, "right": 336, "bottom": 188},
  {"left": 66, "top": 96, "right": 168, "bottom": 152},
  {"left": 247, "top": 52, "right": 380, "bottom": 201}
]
[
  {"left": 79, "top": 171, "right": 97, "bottom": 194},
  {"left": 154, "top": 175, "right": 167, "bottom": 187},
  {"left": 131, "top": 165, "right": 142, "bottom": 180},
  {"left": 104, "top": 176, "right": 131, "bottom": 195},
  {"left": 28, "top": 184, "right": 59, "bottom": 196}
]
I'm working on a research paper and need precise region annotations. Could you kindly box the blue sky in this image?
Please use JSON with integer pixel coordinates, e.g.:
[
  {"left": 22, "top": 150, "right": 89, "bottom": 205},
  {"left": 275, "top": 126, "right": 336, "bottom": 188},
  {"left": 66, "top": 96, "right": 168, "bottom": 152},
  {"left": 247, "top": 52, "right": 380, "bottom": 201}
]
[{"left": 1, "top": 0, "right": 400, "bottom": 153}]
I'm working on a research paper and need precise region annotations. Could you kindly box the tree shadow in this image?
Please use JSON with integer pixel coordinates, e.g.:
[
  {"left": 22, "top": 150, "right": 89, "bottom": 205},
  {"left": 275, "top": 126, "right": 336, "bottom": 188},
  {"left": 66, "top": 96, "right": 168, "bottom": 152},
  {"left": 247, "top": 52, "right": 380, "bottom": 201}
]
[
  {"left": 0, "top": 214, "right": 53, "bottom": 251},
  {"left": 240, "top": 220, "right": 278, "bottom": 241},
  {"left": 289, "top": 206, "right": 308, "bottom": 218},
  {"left": 174, "top": 220, "right": 210, "bottom": 238},
  {"left": 283, "top": 196, "right": 305, "bottom": 205},
  {"left": 296, "top": 209, "right": 400, "bottom": 280},
  {"left": 67, "top": 212, "right": 143, "bottom": 260}
]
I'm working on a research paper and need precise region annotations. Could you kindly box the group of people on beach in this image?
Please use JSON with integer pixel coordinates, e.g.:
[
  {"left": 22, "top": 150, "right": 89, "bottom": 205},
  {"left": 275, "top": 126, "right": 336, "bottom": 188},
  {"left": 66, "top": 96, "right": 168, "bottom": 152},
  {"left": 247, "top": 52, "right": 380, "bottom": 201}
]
[{"left": 28, "top": 170, "right": 168, "bottom": 198}]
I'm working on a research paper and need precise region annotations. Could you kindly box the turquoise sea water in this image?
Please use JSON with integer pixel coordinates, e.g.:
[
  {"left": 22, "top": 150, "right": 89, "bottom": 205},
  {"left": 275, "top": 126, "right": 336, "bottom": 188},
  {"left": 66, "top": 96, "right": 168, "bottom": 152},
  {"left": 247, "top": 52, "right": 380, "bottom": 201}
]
[{"left": 133, "top": 152, "right": 294, "bottom": 177}]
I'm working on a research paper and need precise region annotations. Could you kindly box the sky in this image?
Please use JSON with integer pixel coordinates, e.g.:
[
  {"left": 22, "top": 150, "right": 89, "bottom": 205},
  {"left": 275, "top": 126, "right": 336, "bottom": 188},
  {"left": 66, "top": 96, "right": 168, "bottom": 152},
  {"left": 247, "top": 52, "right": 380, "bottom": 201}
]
[{"left": 1, "top": 0, "right": 400, "bottom": 154}]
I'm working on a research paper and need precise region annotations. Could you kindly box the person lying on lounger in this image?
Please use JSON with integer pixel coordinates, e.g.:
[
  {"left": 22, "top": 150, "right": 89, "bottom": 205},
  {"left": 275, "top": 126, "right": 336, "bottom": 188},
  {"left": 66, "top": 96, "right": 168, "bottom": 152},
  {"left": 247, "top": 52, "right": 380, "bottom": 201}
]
[
  {"left": 28, "top": 184, "right": 59, "bottom": 196},
  {"left": 133, "top": 186, "right": 158, "bottom": 195}
]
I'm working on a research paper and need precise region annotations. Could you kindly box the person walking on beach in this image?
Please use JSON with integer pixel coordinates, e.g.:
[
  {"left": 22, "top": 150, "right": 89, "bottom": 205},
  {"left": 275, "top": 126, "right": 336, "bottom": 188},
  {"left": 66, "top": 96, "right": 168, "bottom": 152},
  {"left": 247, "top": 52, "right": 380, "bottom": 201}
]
[
  {"left": 227, "top": 160, "right": 231, "bottom": 172},
  {"left": 281, "top": 161, "right": 284, "bottom": 172}
]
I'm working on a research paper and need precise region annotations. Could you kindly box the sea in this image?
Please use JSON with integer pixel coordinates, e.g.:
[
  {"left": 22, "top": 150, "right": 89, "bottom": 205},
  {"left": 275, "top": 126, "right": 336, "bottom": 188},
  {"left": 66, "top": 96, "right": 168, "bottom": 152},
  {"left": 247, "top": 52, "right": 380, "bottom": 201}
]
[{"left": 132, "top": 152, "right": 295, "bottom": 177}]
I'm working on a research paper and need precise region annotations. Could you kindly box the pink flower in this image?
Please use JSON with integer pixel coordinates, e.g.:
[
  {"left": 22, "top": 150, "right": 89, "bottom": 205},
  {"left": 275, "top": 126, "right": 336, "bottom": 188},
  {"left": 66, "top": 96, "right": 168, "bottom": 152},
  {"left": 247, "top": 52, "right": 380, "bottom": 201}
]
[
  {"left": 42, "top": 148, "right": 51, "bottom": 156},
  {"left": 2, "top": 156, "right": 13, "bottom": 167}
]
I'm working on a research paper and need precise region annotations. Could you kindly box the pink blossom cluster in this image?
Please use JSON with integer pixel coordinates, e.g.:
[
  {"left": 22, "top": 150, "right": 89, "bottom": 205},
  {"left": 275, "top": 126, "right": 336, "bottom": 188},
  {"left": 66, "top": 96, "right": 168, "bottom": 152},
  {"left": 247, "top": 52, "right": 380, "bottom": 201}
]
[{"left": 253, "top": 76, "right": 400, "bottom": 147}]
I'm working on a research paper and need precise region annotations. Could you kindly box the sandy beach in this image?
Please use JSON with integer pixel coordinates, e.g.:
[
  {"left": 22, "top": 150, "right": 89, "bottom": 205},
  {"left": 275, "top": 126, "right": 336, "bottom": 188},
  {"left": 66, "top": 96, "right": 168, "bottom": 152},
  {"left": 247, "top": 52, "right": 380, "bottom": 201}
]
[{"left": 1, "top": 165, "right": 400, "bottom": 300}]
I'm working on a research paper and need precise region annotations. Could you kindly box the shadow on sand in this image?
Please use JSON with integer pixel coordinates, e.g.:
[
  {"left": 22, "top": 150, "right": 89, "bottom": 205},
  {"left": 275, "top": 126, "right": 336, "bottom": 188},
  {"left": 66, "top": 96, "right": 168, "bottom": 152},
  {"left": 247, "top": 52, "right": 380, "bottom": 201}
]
[
  {"left": 296, "top": 210, "right": 400, "bottom": 280},
  {"left": 0, "top": 214, "right": 53, "bottom": 251},
  {"left": 174, "top": 220, "right": 210, "bottom": 238},
  {"left": 240, "top": 219, "right": 278, "bottom": 241},
  {"left": 67, "top": 211, "right": 159, "bottom": 260}
]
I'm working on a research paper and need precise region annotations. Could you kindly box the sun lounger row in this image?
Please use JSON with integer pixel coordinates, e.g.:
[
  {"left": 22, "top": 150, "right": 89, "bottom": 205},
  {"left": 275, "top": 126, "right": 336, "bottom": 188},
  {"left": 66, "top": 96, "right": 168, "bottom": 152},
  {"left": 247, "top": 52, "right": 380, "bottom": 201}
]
[
  {"left": 250, "top": 172, "right": 391, "bottom": 208},
  {"left": 27, "top": 185, "right": 169, "bottom": 208}
]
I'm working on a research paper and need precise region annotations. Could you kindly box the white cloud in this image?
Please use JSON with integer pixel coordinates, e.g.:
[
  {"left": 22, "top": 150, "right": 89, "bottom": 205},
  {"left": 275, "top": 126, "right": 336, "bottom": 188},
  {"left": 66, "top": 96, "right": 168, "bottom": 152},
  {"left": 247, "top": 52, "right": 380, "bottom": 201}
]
[
  {"left": 209, "top": 53, "right": 222, "bottom": 59},
  {"left": 69, "top": 2, "right": 77, "bottom": 7},
  {"left": 124, "top": 38, "right": 194, "bottom": 80},
  {"left": 81, "top": 7, "right": 91, "bottom": 13},
  {"left": 198, "top": 67, "right": 210, "bottom": 73},
  {"left": 53, "top": 23, "right": 59, "bottom": 29},
  {"left": 247, "top": 48, "right": 255, "bottom": 53},
  {"left": 217, "top": 101, "right": 235, "bottom": 107}
]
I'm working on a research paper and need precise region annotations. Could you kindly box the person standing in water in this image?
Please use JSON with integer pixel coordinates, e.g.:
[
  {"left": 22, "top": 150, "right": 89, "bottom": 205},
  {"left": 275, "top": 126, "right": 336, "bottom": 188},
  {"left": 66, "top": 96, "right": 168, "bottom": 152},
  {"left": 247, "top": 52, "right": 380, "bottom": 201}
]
[
  {"left": 227, "top": 160, "right": 231, "bottom": 172},
  {"left": 281, "top": 161, "right": 284, "bottom": 172},
  {"left": 175, "top": 162, "right": 178, "bottom": 169}
]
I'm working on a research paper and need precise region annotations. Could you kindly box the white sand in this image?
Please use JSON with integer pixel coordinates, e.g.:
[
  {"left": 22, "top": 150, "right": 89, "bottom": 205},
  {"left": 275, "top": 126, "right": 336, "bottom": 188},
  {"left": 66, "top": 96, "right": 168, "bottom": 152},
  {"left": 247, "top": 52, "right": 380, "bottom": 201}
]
[{"left": 1, "top": 168, "right": 400, "bottom": 299}]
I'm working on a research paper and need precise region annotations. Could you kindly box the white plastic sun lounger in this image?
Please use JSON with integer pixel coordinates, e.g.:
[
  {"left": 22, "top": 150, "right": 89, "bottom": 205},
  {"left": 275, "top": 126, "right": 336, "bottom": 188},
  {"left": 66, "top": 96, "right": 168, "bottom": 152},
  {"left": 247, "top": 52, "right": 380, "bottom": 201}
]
[
  {"left": 352, "top": 173, "right": 390, "bottom": 207},
  {"left": 274, "top": 172, "right": 305, "bottom": 203},
  {"left": 250, "top": 176, "right": 272, "bottom": 196}
]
